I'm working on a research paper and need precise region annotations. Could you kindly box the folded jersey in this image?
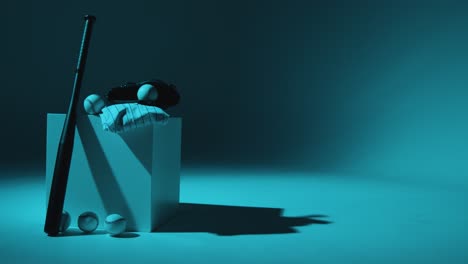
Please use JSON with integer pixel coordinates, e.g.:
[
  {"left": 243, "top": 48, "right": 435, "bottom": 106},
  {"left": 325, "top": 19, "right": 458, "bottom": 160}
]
[{"left": 99, "top": 103, "right": 169, "bottom": 133}]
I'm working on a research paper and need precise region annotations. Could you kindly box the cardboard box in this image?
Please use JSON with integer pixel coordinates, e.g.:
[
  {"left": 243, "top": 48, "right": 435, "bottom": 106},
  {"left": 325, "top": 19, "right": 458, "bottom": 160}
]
[{"left": 45, "top": 114, "right": 181, "bottom": 232}]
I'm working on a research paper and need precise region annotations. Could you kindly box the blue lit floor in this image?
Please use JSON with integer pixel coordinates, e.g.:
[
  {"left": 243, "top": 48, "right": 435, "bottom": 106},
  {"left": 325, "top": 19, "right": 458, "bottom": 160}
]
[{"left": 1, "top": 168, "right": 467, "bottom": 264}]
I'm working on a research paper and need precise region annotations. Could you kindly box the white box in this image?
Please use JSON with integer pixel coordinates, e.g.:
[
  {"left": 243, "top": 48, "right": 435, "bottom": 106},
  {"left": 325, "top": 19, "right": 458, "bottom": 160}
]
[{"left": 45, "top": 114, "right": 181, "bottom": 232}]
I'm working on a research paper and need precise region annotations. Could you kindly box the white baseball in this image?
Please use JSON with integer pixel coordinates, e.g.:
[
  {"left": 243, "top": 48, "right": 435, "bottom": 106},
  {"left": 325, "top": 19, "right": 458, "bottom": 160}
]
[
  {"left": 78, "top": 211, "right": 99, "bottom": 233},
  {"left": 59, "top": 211, "right": 71, "bottom": 233},
  {"left": 105, "top": 214, "right": 127, "bottom": 236},
  {"left": 137, "top": 84, "right": 158, "bottom": 101},
  {"left": 83, "top": 94, "right": 106, "bottom": 114}
]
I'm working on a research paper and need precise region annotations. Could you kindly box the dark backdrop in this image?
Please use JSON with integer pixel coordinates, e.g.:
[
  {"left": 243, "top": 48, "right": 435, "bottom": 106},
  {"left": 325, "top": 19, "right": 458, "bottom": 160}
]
[{"left": 3, "top": 0, "right": 468, "bottom": 182}]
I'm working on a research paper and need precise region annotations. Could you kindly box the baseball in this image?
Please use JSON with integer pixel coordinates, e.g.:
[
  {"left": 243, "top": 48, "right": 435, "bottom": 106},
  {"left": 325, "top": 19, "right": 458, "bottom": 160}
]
[
  {"left": 137, "top": 84, "right": 158, "bottom": 101},
  {"left": 83, "top": 94, "right": 106, "bottom": 114},
  {"left": 105, "top": 214, "right": 127, "bottom": 236},
  {"left": 59, "top": 211, "right": 71, "bottom": 233},
  {"left": 78, "top": 211, "right": 99, "bottom": 233}
]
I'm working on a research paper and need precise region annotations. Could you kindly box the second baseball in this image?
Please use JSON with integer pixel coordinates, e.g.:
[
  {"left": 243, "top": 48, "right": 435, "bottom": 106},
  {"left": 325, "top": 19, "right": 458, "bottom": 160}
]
[{"left": 78, "top": 211, "right": 99, "bottom": 233}]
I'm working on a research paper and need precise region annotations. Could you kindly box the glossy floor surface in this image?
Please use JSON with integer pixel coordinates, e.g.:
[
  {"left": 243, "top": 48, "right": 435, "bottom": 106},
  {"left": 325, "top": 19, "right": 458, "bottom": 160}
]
[{"left": 1, "top": 168, "right": 467, "bottom": 264}]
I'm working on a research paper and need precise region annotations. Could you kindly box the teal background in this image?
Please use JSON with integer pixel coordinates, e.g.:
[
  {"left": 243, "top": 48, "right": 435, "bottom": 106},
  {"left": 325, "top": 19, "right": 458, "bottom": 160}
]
[
  {"left": 3, "top": 2, "right": 468, "bottom": 263},
  {"left": 3, "top": 0, "right": 468, "bottom": 182}
]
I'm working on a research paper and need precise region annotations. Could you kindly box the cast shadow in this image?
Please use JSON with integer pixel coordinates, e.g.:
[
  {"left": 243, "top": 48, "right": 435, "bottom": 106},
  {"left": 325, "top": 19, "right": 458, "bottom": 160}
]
[
  {"left": 60, "top": 229, "right": 140, "bottom": 238},
  {"left": 112, "top": 232, "right": 140, "bottom": 238},
  {"left": 60, "top": 228, "right": 107, "bottom": 237},
  {"left": 119, "top": 127, "right": 153, "bottom": 176},
  {"left": 77, "top": 116, "right": 137, "bottom": 229},
  {"left": 155, "top": 203, "right": 332, "bottom": 236}
]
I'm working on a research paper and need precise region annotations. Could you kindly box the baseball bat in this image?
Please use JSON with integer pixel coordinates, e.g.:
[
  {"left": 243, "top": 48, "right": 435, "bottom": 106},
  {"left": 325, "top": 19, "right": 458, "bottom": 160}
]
[{"left": 44, "top": 15, "right": 96, "bottom": 236}]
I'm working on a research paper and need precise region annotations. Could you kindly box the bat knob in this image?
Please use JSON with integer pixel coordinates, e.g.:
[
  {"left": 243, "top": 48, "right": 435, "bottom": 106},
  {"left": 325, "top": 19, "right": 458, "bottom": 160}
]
[{"left": 84, "top": 15, "right": 96, "bottom": 22}]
